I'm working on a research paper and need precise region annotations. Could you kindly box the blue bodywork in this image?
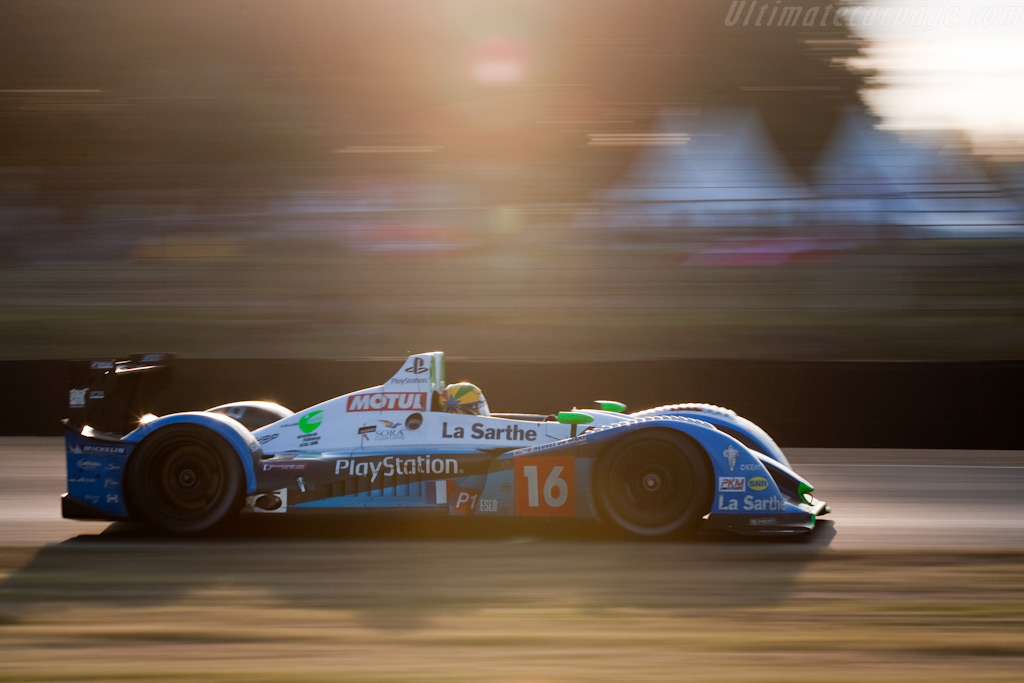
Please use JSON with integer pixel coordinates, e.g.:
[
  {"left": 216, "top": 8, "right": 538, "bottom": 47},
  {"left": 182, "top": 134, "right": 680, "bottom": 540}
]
[
  {"left": 64, "top": 429, "right": 134, "bottom": 519},
  {"left": 65, "top": 412, "right": 823, "bottom": 536}
]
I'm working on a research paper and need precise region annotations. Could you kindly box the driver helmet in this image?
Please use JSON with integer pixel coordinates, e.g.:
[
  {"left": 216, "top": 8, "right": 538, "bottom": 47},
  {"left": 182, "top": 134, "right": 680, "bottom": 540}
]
[{"left": 440, "top": 382, "right": 490, "bottom": 416}]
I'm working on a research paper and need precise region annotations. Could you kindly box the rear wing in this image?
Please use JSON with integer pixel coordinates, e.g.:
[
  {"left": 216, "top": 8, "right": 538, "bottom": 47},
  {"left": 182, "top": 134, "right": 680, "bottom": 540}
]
[{"left": 67, "top": 353, "right": 174, "bottom": 436}]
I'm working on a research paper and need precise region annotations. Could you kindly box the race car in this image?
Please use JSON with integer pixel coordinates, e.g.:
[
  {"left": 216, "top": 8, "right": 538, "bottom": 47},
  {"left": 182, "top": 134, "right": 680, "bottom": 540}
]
[{"left": 62, "top": 351, "right": 829, "bottom": 537}]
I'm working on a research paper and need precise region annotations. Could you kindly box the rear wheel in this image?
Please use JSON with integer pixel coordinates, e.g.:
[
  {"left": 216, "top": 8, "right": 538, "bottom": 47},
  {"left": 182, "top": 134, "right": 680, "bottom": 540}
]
[
  {"left": 127, "top": 425, "right": 243, "bottom": 534},
  {"left": 594, "top": 430, "right": 712, "bottom": 538}
]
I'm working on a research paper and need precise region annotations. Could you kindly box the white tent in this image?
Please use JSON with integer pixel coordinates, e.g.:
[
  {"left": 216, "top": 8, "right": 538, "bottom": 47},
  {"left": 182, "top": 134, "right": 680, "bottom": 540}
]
[
  {"left": 601, "top": 108, "right": 815, "bottom": 233},
  {"left": 815, "top": 110, "right": 1023, "bottom": 235}
]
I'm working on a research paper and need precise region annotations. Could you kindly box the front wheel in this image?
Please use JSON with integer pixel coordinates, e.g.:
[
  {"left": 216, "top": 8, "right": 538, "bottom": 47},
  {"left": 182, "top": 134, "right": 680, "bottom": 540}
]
[
  {"left": 594, "top": 430, "right": 712, "bottom": 538},
  {"left": 126, "top": 425, "right": 243, "bottom": 535}
]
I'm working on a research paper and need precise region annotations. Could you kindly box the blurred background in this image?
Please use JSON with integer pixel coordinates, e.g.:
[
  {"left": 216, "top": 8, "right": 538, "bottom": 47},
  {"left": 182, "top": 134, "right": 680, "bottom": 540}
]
[{"left": 1, "top": 0, "right": 1022, "bottom": 361}]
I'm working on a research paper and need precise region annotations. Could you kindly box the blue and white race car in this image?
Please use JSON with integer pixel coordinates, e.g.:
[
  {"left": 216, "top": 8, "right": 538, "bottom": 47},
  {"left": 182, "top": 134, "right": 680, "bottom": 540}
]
[{"left": 63, "top": 352, "right": 829, "bottom": 537}]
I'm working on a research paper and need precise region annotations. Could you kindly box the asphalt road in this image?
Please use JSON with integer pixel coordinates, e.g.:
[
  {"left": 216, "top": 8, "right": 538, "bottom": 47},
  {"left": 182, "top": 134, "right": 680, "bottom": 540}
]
[
  {"left": 2, "top": 439, "right": 1023, "bottom": 682},
  {"left": 2, "top": 439, "right": 1022, "bottom": 549}
]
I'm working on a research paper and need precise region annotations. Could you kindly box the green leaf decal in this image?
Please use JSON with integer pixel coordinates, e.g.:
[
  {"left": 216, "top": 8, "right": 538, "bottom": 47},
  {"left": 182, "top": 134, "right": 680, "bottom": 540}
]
[{"left": 298, "top": 410, "right": 323, "bottom": 434}]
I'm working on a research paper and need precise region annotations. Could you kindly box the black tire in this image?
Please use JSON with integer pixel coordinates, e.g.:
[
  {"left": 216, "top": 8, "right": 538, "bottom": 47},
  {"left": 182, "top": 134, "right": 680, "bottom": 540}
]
[
  {"left": 126, "top": 425, "right": 243, "bottom": 535},
  {"left": 594, "top": 430, "right": 712, "bottom": 538}
]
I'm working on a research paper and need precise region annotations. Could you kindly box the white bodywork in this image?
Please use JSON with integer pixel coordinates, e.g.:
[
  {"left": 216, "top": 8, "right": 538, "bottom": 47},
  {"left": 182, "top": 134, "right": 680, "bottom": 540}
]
[{"left": 251, "top": 352, "right": 627, "bottom": 457}]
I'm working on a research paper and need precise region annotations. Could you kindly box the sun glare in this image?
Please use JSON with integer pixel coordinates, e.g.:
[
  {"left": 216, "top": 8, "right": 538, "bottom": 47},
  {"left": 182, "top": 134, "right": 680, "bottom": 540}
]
[{"left": 856, "top": 1, "right": 1024, "bottom": 153}]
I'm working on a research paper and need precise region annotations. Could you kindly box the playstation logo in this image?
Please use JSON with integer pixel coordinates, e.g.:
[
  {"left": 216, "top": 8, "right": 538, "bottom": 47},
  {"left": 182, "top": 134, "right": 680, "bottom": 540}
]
[{"left": 404, "top": 357, "right": 428, "bottom": 375}]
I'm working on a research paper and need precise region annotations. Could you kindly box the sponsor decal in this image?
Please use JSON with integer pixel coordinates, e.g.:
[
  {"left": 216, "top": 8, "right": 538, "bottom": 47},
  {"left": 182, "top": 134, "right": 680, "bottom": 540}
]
[
  {"left": 139, "top": 353, "right": 165, "bottom": 363},
  {"left": 374, "top": 419, "right": 405, "bottom": 441},
  {"left": 347, "top": 392, "right": 427, "bottom": 412},
  {"left": 721, "top": 445, "right": 739, "bottom": 472},
  {"left": 257, "top": 433, "right": 279, "bottom": 445},
  {"left": 298, "top": 410, "right": 323, "bottom": 434},
  {"left": 744, "top": 495, "right": 786, "bottom": 512},
  {"left": 69, "top": 443, "right": 128, "bottom": 456},
  {"left": 334, "top": 455, "right": 459, "bottom": 483},
  {"left": 76, "top": 459, "right": 102, "bottom": 472},
  {"left": 739, "top": 463, "right": 761, "bottom": 471},
  {"left": 717, "top": 494, "right": 786, "bottom": 512},
  {"left": 105, "top": 462, "right": 121, "bottom": 472},
  {"left": 69, "top": 476, "right": 99, "bottom": 484},
  {"left": 718, "top": 476, "right": 746, "bottom": 492},
  {"left": 88, "top": 390, "right": 105, "bottom": 400},
  {"left": 103, "top": 478, "right": 118, "bottom": 489},
  {"left": 358, "top": 420, "right": 406, "bottom": 442},
  {"left": 442, "top": 421, "right": 537, "bottom": 441},
  {"left": 451, "top": 490, "right": 499, "bottom": 515},
  {"left": 90, "top": 361, "right": 114, "bottom": 370},
  {"left": 105, "top": 494, "right": 119, "bottom": 504},
  {"left": 389, "top": 376, "right": 428, "bottom": 386},
  {"left": 69, "top": 388, "right": 88, "bottom": 408},
  {"left": 513, "top": 435, "right": 586, "bottom": 455},
  {"left": 750, "top": 517, "right": 777, "bottom": 526},
  {"left": 262, "top": 461, "right": 310, "bottom": 471},
  {"left": 84, "top": 494, "right": 100, "bottom": 504},
  {"left": 748, "top": 476, "right": 770, "bottom": 491}
]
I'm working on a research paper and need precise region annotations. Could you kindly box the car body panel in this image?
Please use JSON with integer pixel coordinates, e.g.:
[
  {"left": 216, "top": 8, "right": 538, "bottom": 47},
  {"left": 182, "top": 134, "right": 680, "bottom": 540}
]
[
  {"left": 62, "top": 351, "right": 827, "bottom": 536},
  {"left": 124, "top": 411, "right": 262, "bottom": 493},
  {"left": 64, "top": 427, "right": 134, "bottom": 520}
]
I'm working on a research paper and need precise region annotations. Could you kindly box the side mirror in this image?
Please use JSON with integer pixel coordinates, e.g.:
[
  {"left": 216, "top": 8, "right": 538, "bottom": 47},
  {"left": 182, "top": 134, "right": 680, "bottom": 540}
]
[
  {"left": 556, "top": 411, "right": 595, "bottom": 425},
  {"left": 594, "top": 400, "right": 627, "bottom": 413}
]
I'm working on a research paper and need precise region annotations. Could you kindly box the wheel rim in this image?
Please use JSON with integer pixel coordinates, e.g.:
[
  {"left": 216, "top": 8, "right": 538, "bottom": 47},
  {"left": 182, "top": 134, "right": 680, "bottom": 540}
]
[
  {"left": 148, "top": 440, "right": 227, "bottom": 520},
  {"left": 604, "top": 438, "right": 699, "bottom": 533}
]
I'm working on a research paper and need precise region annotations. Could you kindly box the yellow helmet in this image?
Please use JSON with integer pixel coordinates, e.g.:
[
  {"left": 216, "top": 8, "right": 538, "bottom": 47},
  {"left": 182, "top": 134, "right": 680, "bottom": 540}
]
[{"left": 440, "top": 382, "right": 490, "bottom": 416}]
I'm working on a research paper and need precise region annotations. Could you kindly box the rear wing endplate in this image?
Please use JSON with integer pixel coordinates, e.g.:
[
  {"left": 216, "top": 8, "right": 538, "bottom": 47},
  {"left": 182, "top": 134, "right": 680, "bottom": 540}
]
[{"left": 67, "top": 353, "right": 174, "bottom": 436}]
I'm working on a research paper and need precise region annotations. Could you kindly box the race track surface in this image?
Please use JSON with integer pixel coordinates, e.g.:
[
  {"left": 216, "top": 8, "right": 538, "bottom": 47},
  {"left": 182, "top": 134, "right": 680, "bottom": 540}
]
[{"left": 2, "top": 439, "right": 1022, "bottom": 681}]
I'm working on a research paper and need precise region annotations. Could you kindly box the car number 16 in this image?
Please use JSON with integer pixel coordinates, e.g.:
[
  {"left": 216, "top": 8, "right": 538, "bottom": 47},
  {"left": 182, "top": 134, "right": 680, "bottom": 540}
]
[{"left": 514, "top": 456, "right": 575, "bottom": 516}]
